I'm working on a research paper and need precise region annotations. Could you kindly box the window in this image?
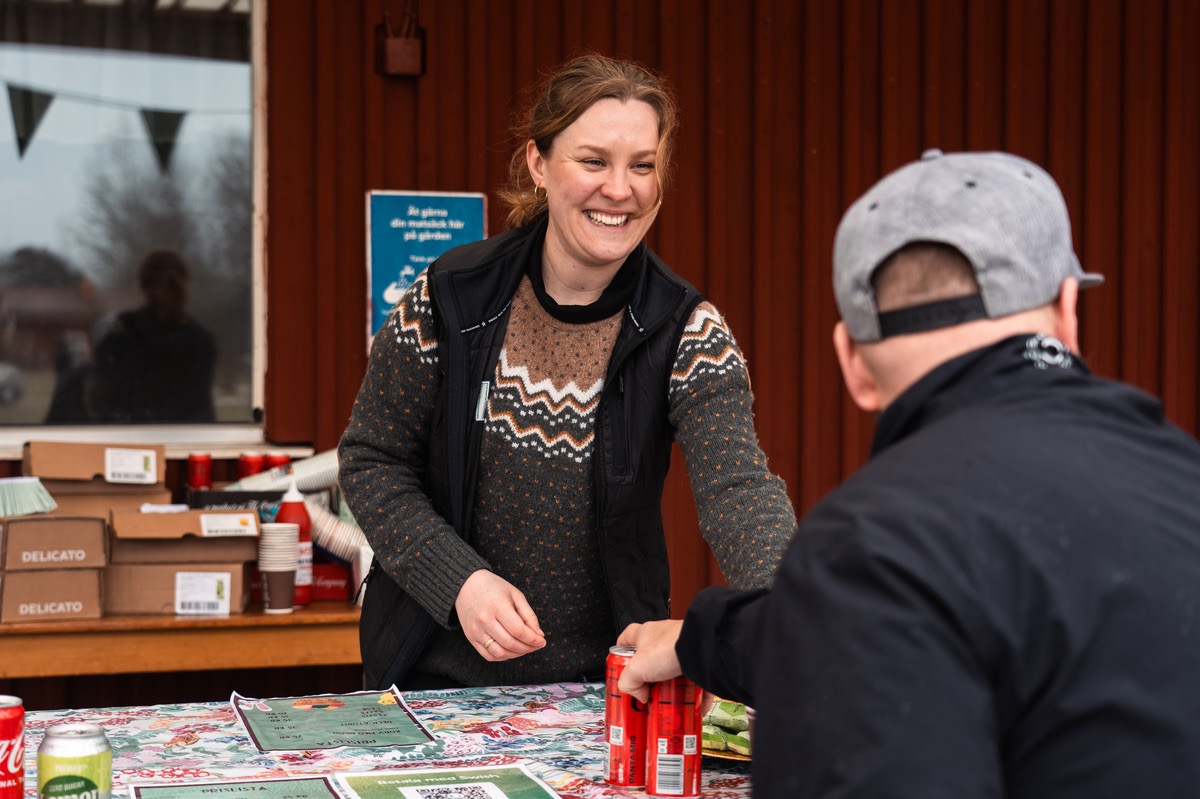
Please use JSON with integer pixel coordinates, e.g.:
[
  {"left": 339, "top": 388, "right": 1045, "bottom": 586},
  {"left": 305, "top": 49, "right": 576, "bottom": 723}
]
[{"left": 0, "top": 0, "right": 262, "bottom": 454}]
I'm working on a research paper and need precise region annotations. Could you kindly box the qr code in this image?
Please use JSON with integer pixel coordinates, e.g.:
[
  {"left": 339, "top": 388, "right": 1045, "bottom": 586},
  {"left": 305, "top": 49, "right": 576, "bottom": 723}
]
[{"left": 400, "top": 783, "right": 506, "bottom": 799}]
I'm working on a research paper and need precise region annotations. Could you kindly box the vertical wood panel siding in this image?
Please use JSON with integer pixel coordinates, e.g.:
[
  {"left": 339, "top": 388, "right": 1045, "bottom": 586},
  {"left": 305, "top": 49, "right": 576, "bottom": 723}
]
[
  {"left": 266, "top": 0, "right": 1200, "bottom": 615},
  {"left": 1163, "top": 0, "right": 1200, "bottom": 434}
]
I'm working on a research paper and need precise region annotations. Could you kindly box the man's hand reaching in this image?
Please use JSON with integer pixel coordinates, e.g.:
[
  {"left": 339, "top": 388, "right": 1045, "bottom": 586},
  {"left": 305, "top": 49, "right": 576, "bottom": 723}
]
[{"left": 615, "top": 619, "right": 685, "bottom": 703}]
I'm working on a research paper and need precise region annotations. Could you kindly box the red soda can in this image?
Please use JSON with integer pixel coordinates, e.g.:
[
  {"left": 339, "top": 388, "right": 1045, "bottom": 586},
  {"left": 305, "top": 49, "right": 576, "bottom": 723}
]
[
  {"left": 237, "top": 452, "right": 265, "bottom": 478},
  {"left": 605, "top": 645, "right": 648, "bottom": 787},
  {"left": 264, "top": 451, "right": 291, "bottom": 471},
  {"left": 0, "top": 695, "right": 24, "bottom": 799},
  {"left": 646, "top": 676, "right": 704, "bottom": 797},
  {"left": 186, "top": 452, "right": 213, "bottom": 489}
]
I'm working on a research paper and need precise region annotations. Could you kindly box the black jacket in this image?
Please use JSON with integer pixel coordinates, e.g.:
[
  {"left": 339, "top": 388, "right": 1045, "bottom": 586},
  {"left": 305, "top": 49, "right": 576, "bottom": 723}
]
[
  {"left": 678, "top": 334, "right": 1200, "bottom": 798},
  {"left": 360, "top": 221, "right": 702, "bottom": 689}
]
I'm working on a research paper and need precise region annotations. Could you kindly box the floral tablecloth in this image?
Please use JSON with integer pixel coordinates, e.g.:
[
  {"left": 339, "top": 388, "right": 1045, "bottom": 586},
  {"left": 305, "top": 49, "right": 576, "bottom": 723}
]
[{"left": 22, "top": 682, "right": 750, "bottom": 799}]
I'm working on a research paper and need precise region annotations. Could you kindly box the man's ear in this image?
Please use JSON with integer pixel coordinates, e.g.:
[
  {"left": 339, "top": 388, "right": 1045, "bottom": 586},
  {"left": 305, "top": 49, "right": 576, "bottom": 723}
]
[
  {"left": 1052, "top": 277, "right": 1081, "bottom": 354},
  {"left": 833, "top": 322, "right": 882, "bottom": 413}
]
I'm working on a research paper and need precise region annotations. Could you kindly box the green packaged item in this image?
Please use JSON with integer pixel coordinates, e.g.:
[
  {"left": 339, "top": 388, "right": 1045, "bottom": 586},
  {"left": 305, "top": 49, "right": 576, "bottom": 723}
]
[
  {"left": 701, "top": 724, "right": 728, "bottom": 751},
  {"left": 726, "top": 729, "right": 751, "bottom": 756},
  {"left": 704, "top": 700, "right": 749, "bottom": 732}
]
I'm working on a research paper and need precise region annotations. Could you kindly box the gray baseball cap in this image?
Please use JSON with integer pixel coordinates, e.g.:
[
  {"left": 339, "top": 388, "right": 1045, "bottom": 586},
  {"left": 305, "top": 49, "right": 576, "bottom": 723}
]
[{"left": 833, "top": 149, "right": 1103, "bottom": 342}]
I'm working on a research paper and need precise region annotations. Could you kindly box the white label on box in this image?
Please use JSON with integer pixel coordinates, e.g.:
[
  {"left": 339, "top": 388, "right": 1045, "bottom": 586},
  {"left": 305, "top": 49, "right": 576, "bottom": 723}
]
[
  {"left": 104, "top": 447, "right": 159, "bottom": 484},
  {"left": 175, "top": 571, "right": 232, "bottom": 616},
  {"left": 199, "top": 512, "right": 258, "bottom": 537}
]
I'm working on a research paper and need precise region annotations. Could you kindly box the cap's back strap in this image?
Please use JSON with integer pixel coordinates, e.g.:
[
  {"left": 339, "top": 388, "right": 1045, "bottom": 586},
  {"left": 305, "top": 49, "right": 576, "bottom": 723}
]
[{"left": 877, "top": 294, "right": 988, "bottom": 338}]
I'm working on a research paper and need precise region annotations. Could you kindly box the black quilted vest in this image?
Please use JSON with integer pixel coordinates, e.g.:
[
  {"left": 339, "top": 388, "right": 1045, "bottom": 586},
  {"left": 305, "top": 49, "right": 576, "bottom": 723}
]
[{"left": 359, "top": 220, "right": 702, "bottom": 689}]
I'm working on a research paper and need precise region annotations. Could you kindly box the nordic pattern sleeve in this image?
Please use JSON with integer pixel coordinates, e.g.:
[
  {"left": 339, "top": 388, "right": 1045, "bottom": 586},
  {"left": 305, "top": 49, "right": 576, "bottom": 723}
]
[
  {"left": 338, "top": 273, "right": 491, "bottom": 626},
  {"left": 668, "top": 301, "right": 796, "bottom": 588}
]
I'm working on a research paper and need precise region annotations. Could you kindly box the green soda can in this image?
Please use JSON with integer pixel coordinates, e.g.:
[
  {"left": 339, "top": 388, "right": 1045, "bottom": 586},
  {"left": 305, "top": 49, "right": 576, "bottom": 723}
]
[{"left": 37, "top": 724, "right": 112, "bottom": 799}]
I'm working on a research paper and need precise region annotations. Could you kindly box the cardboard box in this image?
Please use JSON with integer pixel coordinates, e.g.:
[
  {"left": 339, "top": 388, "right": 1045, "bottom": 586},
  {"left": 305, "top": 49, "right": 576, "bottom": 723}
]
[
  {"left": 187, "top": 487, "right": 286, "bottom": 514},
  {"left": 312, "top": 560, "right": 352, "bottom": 601},
  {"left": 23, "top": 441, "right": 167, "bottom": 486},
  {"left": 109, "top": 510, "right": 260, "bottom": 564},
  {"left": 24, "top": 441, "right": 173, "bottom": 520},
  {"left": 104, "top": 562, "right": 250, "bottom": 615},
  {"left": 1, "top": 516, "right": 107, "bottom": 571},
  {"left": 186, "top": 487, "right": 334, "bottom": 521},
  {"left": 47, "top": 488, "right": 174, "bottom": 520},
  {"left": 0, "top": 569, "right": 103, "bottom": 623}
]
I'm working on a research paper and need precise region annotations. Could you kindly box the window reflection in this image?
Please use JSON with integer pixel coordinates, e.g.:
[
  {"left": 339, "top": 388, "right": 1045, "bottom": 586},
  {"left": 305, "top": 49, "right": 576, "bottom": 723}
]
[{"left": 0, "top": 0, "right": 253, "bottom": 425}]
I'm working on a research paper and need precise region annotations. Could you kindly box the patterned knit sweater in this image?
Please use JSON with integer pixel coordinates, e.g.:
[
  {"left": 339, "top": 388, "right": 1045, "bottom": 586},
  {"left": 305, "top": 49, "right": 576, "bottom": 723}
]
[{"left": 341, "top": 268, "right": 795, "bottom": 686}]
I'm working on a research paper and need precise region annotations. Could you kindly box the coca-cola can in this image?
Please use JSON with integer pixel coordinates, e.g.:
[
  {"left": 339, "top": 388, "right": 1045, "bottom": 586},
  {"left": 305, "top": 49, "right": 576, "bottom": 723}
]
[
  {"left": 646, "top": 676, "right": 704, "bottom": 798},
  {"left": 186, "top": 452, "right": 213, "bottom": 490},
  {"left": 0, "top": 695, "right": 24, "bottom": 799},
  {"left": 264, "top": 451, "right": 291, "bottom": 470},
  {"left": 237, "top": 452, "right": 265, "bottom": 478},
  {"left": 604, "top": 645, "right": 648, "bottom": 787}
]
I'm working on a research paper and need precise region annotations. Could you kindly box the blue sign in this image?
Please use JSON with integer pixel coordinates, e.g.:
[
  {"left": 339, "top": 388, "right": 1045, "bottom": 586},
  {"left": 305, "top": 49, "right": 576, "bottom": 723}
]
[{"left": 366, "top": 190, "right": 487, "bottom": 343}]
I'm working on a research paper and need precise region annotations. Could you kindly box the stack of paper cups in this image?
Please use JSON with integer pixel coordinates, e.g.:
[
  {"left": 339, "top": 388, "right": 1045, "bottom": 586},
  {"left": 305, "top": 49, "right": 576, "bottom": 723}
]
[{"left": 258, "top": 522, "right": 300, "bottom": 614}]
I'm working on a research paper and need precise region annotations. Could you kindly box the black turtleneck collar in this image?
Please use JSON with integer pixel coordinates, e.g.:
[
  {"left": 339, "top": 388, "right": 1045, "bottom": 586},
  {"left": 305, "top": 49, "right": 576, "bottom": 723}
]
[{"left": 525, "top": 232, "right": 641, "bottom": 324}]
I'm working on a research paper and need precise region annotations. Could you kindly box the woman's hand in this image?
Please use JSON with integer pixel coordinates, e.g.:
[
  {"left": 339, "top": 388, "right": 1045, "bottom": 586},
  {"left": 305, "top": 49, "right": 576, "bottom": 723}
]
[{"left": 456, "top": 569, "right": 547, "bottom": 660}]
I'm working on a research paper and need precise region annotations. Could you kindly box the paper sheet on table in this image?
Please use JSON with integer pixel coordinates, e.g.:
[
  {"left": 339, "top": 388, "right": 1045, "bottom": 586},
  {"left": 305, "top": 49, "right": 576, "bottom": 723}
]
[
  {"left": 231, "top": 687, "right": 434, "bottom": 751},
  {"left": 335, "top": 764, "right": 560, "bottom": 799},
  {"left": 130, "top": 776, "right": 341, "bottom": 799}
]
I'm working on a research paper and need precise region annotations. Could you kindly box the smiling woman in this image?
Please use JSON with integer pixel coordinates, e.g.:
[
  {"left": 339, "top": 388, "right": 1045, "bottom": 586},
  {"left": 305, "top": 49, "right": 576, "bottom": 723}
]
[
  {"left": 528, "top": 97, "right": 663, "bottom": 304},
  {"left": 338, "top": 52, "right": 797, "bottom": 693},
  {"left": 0, "top": 0, "right": 255, "bottom": 432}
]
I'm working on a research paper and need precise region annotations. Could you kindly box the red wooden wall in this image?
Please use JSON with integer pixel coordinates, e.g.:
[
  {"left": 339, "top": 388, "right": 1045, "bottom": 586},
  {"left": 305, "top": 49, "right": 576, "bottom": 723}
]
[{"left": 264, "top": 0, "right": 1200, "bottom": 615}]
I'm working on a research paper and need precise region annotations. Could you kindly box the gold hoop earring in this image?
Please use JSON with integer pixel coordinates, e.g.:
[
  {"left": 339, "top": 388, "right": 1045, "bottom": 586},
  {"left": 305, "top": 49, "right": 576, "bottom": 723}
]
[{"left": 533, "top": 185, "right": 546, "bottom": 202}]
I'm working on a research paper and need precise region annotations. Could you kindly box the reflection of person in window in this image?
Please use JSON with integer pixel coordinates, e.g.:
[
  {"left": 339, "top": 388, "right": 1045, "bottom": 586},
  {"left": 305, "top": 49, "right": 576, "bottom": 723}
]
[
  {"left": 44, "top": 330, "right": 93, "bottom": 423},
  {"left": 88, "top": 250, "right": 217, "bottom": 422}
]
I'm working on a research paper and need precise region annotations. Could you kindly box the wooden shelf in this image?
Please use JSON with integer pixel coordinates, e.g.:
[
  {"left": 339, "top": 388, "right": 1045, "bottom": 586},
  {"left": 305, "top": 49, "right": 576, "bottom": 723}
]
[{"left": 0, "top": 601, "right": 361, "bottom": 679}]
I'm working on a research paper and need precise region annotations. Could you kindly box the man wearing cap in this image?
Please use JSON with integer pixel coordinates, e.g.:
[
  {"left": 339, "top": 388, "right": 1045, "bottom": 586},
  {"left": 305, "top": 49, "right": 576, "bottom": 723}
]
[{"left": 617, "top": 150, "right": 1200, "bottom": 797}]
